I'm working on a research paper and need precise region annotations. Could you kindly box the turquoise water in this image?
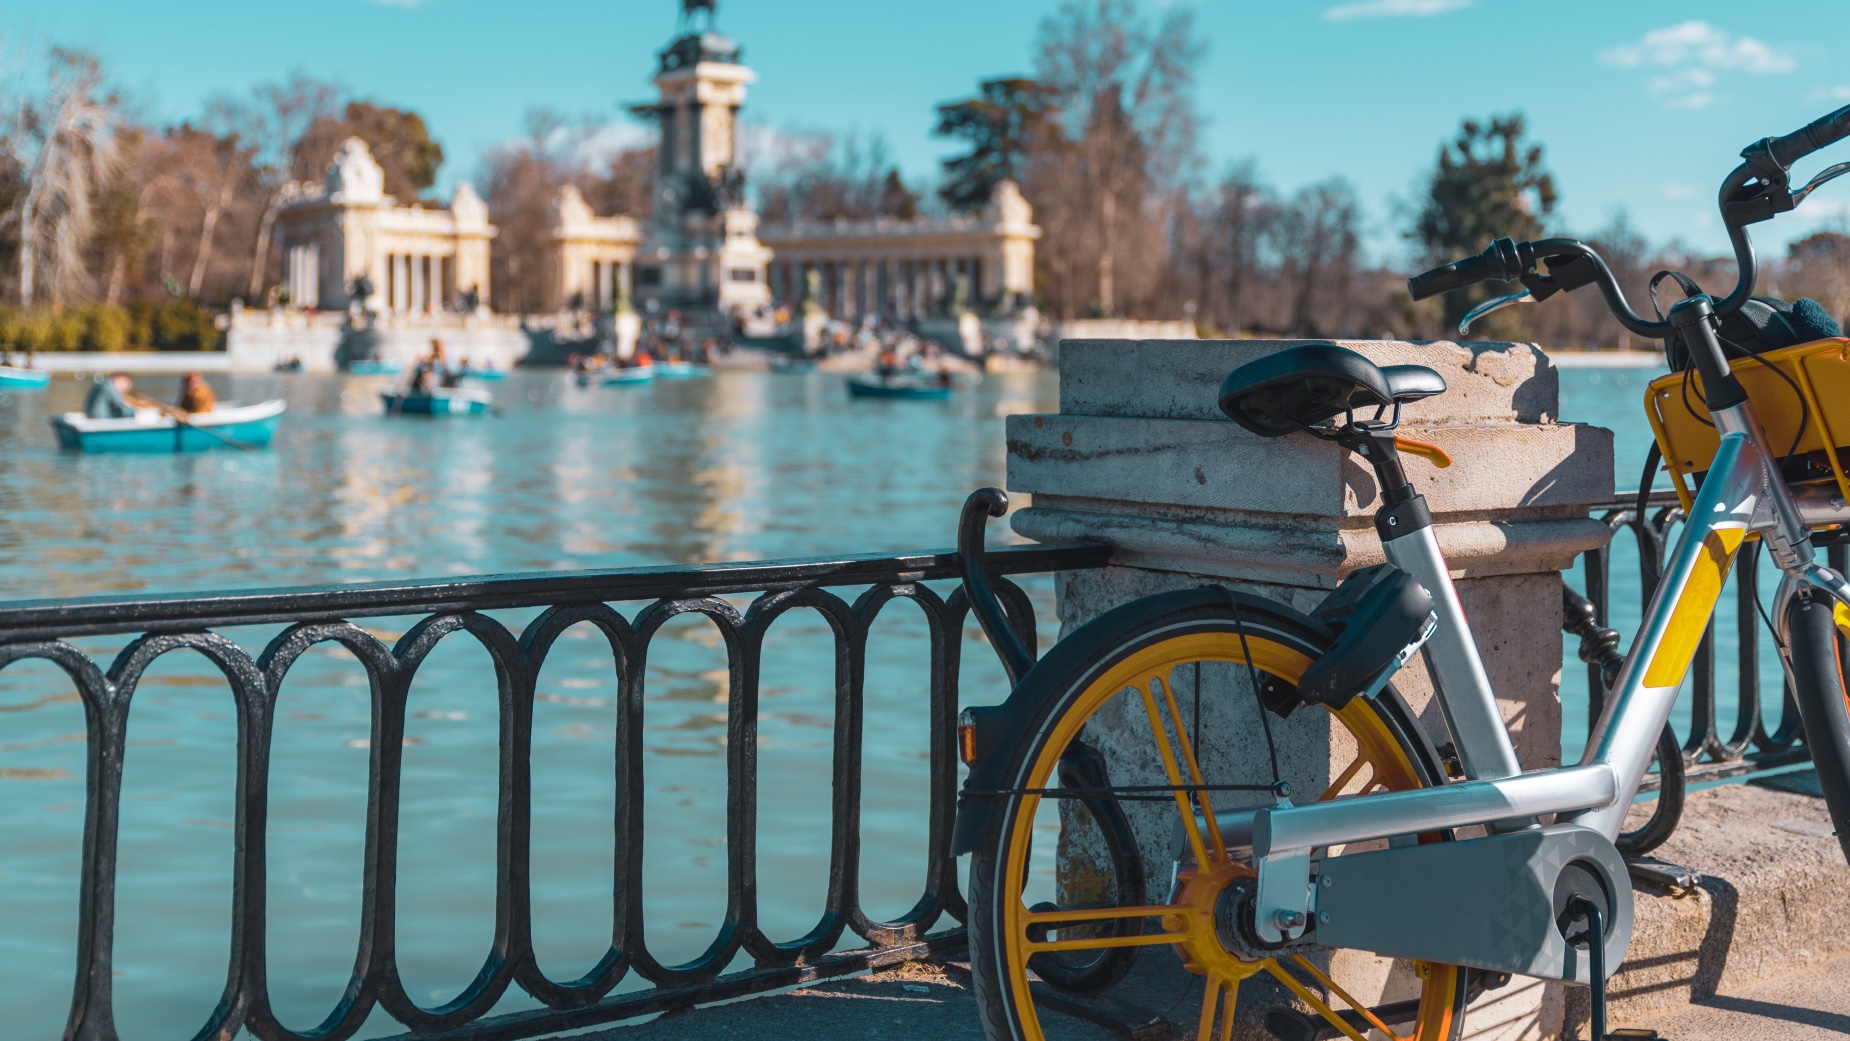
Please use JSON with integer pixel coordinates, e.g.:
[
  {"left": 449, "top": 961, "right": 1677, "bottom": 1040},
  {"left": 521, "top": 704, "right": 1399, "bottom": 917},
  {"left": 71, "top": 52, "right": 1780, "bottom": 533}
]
[
  {"left": 0, "top": 361, "right": 1785, "bottom": 1037},
  {"left": 0, "top": 369, "right": 1056, "bottom": 1039},
  {"left": 1552, "top": 363, "right": 1797, "bottom": 764}
]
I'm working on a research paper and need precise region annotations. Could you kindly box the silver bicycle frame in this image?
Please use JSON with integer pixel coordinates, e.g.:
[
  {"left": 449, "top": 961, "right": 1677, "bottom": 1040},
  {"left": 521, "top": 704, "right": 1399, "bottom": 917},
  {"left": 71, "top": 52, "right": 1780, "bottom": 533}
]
[{"left": 1252, "top": 397, "right": 1835, "bottom": 860}]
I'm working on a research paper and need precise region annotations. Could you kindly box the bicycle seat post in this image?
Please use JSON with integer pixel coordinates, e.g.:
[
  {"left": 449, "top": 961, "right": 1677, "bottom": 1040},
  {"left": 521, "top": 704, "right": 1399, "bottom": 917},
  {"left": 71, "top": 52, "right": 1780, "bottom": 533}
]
[{"left": 1336, "top": 424, "right": 1415, "bottom": 506}]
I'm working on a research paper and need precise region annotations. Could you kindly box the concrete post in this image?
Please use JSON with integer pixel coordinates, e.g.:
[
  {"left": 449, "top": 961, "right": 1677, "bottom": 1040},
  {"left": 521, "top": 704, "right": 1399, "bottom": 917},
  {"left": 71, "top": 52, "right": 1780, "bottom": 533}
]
[{"left": 1006, "top": 338, "right": 1613, "bottom": 1041}]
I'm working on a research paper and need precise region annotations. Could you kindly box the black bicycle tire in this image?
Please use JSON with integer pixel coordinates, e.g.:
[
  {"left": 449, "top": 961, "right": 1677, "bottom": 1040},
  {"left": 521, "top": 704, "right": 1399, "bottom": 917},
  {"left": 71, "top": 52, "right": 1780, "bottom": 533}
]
[
  {"left": 1783, "top": 595, "right": 1850, "bottom": 865},
  {"left": 964, "top": 594, "right": 1467, "bottom": 1041},
  {"left": 1615, "top": 723, "right": 1686, "bottom": 857}
]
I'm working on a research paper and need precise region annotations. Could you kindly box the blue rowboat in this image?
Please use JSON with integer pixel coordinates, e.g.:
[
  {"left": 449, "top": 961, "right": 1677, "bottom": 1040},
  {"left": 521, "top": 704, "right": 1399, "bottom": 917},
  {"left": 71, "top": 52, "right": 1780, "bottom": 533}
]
[
  {"left": 50, "top": 400, "right": 287, "bottom": 452},
  {"left": 347, "top": 361, "right": 401, "bottom": 376},
  {"left": 459, "top": 368, "right": 507, "bottom": 381},
  {"left": 654, "top": 361, "right": 710, "bottom": 379},
  {"left": 596, "top": 367, "right": 656, "bottom": 387},
  {"left": 0, "top": 366, "right": 49, "bottom": 388},
  {"left": 381, "top": 388, "right": 494, "bottom": 415},
  {"left": 846, "top": 373, "right": 953, "bottom": 401}
]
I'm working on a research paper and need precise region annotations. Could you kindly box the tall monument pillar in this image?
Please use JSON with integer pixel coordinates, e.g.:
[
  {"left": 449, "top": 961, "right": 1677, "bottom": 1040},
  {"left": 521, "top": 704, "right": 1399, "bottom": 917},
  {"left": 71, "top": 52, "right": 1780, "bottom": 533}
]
[{"left": 632, "top": 0, "right": 772, "bottom": 316}]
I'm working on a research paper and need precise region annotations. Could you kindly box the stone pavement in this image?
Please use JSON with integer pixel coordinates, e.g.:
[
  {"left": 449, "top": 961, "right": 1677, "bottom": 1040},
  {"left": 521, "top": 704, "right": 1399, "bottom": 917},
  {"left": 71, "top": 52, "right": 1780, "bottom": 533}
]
[
  {"left": 1638, "top": 951, "right": 1850, "bottom": 1039},
  {"left": 570, "top": 776, "right": 1848, "bottom": 1041}
]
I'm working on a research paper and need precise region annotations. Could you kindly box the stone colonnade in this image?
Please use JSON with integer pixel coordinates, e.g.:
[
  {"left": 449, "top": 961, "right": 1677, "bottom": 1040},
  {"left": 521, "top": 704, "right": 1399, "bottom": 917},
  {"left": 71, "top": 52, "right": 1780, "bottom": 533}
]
[
  {"left": 765, "top": 256, "right": 986, "bottom": 321},
  {"left": 382, "top": 252, "right": 452, "bottom": 315}
]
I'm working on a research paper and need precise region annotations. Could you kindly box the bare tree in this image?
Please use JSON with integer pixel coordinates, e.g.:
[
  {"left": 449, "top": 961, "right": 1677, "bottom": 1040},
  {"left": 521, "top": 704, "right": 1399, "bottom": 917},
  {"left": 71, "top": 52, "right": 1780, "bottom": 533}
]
[
  {"left": 207, "top": 73, "right": 344, "bottom": 299},
  {"left": 1032, "top": 0, "right": 1200, "bottom": 316},
  {"left": 7, "top": 49, "right": 125, "bottom": 308},
  {"left": 1203, "top": 162, "right": 1276, "bottom": 334},
  {"left": 1276, "top": 179, "right": 1362, "bottom": 337}
]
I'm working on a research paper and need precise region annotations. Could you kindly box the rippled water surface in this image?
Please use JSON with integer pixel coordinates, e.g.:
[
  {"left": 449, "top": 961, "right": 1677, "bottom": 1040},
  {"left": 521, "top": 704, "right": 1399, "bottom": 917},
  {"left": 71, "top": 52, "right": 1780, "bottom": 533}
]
[
  {"left": 0, "top": 358, "right": 1791, "bottom": 1037},
  {"left": 0, "top": 369, "right": 1057, "bottom": 1038}
]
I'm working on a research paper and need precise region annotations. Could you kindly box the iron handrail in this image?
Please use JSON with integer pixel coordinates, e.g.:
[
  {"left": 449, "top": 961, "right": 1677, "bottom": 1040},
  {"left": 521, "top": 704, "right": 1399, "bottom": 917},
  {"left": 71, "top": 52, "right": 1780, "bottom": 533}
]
[{"left": 0, "top": 542, "right": 1109, "bottom": 1041}]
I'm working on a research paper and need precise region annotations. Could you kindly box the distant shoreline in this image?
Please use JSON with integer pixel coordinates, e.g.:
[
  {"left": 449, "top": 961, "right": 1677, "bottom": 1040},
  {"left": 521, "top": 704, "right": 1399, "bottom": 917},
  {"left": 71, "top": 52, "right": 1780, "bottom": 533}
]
[{"left": 1548, "top": 349, "right": 1665, "bottom": 369}]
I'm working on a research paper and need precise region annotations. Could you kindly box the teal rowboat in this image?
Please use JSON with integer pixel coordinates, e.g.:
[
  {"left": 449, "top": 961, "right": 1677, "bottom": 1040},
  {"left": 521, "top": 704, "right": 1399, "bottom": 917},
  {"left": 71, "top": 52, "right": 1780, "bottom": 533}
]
[
  {"left": 50, "top": 400, "right": 287, "bottom": 452},
  {"left": 381, "top": 388, "right": 494, "bottom": 415},
  {"left": 596, "top": 367, "right": 656, "bottom": 386},
  {"left": 0, "top": 366, "right": 49, "bottom": 388},
  {"left": 347, "top": 361, "right": 402, "bottom": 376},
  {"left": 654, "top": 362, "right": 710, "bottom": 379},
  {"left": 845, "top": 373, "right": 954, "bottom": 401},
  {"left": 459, "top": 368, "right": 508, "bottom": 381}
]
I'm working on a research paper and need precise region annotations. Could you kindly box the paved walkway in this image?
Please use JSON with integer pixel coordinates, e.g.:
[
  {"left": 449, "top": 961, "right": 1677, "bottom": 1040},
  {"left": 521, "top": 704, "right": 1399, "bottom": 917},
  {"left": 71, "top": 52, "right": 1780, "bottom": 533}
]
[{"left": 1639, "top": 952, "right": 1850, "bottom": 1039}]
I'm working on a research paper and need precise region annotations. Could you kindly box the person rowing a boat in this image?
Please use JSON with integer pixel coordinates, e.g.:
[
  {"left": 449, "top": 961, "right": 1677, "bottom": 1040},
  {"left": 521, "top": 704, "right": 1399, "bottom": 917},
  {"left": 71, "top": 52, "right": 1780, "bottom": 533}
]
[
  {"left": 176, "top": 372, "right": 218, "bottom": 414},
  {"left": 84, "top": 372, "right": 160, "bottom": 419}
]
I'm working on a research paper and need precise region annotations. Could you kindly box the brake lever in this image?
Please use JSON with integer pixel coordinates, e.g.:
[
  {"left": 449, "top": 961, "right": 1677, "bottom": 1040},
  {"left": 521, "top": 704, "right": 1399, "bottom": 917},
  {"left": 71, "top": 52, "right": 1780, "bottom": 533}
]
[
  {"left": 1458, "top": 291, "right": 1533, "bottom": 336},
  {"left": 1791, "top": 161, "right": 1850, "bottom": 207}
]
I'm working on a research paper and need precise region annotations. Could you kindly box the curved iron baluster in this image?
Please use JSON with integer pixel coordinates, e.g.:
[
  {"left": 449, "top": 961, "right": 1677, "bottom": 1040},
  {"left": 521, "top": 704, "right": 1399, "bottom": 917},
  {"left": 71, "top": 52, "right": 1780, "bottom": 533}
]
[
  {"left": 622, "top": 596, "right": 750, "bottom": 990},
  {"left": 737, "top": 586, "right": 857, "bottom": 966},
  {"left": 0, "top": 641, "right": 118, "bottom": 1041},
  {"left": 374, "top": 613, "right": 529, "bottom": 1033},
  {"left": 510, "top": 602, "right": 639, "bottom": 1009},
  {"left": 844, "top": 582, "right": 958, "bottom": 947},
  {"left": 247, "top": 621, "right": 400, "bottom": 1041}
]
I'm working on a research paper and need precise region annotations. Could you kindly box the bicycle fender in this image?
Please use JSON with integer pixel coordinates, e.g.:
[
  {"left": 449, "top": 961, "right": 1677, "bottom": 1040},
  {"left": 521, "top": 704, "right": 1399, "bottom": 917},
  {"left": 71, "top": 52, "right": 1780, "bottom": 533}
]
[{"left": 951, "top": 586, "right": 1328, "bottom": 856}]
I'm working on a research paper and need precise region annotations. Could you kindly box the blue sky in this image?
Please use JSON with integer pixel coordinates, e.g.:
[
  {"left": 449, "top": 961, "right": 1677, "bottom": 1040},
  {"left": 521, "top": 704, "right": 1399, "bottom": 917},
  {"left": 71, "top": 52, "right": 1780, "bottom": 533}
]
[{"left": 10, "top": 0, "right": 1850, "bottom": 262}]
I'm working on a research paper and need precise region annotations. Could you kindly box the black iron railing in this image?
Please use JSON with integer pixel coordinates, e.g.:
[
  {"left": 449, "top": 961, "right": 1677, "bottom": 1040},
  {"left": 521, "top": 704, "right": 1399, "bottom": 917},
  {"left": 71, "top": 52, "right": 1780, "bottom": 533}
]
[
  {"left": 0, "top": 542, "right": 1110, "bottom": 1041},
  {"left": 1565, "top": 489, "right": 1826, "bottom": 854}
]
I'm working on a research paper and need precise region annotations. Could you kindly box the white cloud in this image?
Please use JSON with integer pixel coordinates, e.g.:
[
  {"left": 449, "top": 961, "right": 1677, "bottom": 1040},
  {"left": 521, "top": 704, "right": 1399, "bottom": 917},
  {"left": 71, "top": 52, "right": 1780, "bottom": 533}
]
[
  {"left": 1601, "top": 21, "right": 1793, "bottom": 108},
  {"left": 1601, "top": 21, "right": 1793, "bottom": 74},
  {"left": 1810, "top": 85, "right": 1850, "bottom": 102},
  {"left": 1323, "top": 0, "right": 1471, "bottom": 22},
  {"left": 1661, "top": 184, "right": 1698, "bottom": 199}
]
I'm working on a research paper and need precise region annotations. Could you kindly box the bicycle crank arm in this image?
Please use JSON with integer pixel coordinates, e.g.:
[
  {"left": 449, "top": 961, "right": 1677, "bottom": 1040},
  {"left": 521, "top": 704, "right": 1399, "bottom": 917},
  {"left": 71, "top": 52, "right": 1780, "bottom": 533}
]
[{"left": 1312, "top": 823, "right": 1632, "bottom": 984}]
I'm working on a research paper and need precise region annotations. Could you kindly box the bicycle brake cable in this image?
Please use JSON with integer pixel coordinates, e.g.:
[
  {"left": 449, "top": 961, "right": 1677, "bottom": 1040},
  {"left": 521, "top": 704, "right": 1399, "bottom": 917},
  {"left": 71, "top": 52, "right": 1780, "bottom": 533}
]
[{"left": 1227, "top": 594, "right": 1286, "bottom": 797}]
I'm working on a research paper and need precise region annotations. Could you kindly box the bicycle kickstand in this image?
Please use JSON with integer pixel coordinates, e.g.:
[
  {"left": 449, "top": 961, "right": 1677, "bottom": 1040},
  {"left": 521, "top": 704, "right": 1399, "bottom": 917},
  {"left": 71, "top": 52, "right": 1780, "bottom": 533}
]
[{"left": 1566, "top": 897, "right": 1662, "bottom": 1041}]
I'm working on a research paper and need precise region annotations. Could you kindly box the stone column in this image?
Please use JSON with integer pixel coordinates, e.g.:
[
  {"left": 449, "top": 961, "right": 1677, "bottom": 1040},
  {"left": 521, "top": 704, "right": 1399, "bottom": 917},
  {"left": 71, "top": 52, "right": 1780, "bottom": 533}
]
[{"left": 1006, "top": 338, "right": 1613, "bottom": 1041}]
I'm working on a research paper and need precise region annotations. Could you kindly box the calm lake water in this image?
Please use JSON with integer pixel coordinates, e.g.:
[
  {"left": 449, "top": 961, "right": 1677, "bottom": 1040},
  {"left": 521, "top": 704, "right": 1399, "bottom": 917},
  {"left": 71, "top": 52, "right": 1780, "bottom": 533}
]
[{"left": 0, "top": 358, "right": 1783, "bottom": 1038}]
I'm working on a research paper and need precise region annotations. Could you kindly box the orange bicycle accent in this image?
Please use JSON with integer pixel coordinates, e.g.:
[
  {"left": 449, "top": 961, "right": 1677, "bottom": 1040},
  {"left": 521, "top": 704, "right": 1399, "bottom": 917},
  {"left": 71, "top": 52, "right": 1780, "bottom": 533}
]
[{"left": 1393, "top": 435, "right": 1452, "bottom": 468}]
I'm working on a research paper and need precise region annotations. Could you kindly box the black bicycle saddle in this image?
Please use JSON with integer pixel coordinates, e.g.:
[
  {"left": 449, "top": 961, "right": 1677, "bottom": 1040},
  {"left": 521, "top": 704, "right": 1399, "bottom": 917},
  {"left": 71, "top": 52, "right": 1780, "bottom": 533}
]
[{"left": 1218, "top": 344, "right": 1446, "bottom": 438}]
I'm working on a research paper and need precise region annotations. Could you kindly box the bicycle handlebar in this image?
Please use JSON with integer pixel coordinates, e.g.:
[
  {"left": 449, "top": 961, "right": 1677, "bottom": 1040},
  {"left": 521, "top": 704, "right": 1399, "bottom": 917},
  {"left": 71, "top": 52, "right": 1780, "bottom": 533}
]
[
  {"left": 1766, "top": 103, "right": 1850, "bottom": 169},
  {"left": 1407, "top": 104, "right": 1850, "bottom": 337}
]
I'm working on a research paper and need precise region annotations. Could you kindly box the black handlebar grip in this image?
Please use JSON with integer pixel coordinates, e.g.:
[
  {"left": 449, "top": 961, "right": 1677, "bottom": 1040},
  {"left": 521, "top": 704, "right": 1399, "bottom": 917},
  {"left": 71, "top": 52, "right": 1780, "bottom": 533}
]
[
  {"left": 1767, "top": 104, "right": 1850, "bottom": 168},
  {"left": 1407, "top": 254, "right": 1486, "bottom": 301}
]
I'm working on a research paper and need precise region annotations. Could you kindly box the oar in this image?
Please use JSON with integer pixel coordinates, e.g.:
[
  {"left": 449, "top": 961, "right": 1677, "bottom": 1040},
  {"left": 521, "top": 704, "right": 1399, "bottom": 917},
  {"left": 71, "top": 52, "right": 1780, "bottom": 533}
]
[{"left": 161, "top": 407, "right": 261, "bottom": 451}]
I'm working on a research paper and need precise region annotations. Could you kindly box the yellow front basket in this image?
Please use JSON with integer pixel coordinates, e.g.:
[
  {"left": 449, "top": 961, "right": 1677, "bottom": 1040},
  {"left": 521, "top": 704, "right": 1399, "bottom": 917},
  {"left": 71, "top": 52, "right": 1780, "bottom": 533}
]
[{"left": 1646, "top": 337, "right": 1850, "bottom": 514}]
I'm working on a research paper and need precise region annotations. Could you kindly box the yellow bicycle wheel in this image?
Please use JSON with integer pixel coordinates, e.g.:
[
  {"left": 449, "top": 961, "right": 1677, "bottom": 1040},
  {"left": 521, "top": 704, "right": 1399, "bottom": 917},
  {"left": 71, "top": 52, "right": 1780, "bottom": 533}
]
[{"left": 965, "top": 592, "right": 1467, "bottom": 1041}]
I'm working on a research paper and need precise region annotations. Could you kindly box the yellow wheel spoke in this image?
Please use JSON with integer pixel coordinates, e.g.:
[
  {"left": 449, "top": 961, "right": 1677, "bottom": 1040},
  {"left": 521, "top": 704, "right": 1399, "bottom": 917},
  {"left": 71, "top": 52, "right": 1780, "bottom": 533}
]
[
  {"left": 1024, "top": 931, "right": 1187, "bottom": 955},
  {"left": 1262, "top": 960, "right": 1375, "bottom": 1041},
  {"left": 1319, "top": 755, "right": 1371, "bottom": 802},
  {"left": 1020, "top": 903, "right": 1189, "bottom": 955},
  {"left": 1287, "top": 954, "right": 1405, "bottom": 1039},
  {"left": 1156, "top": 666, "right": 1229, "bottom": 861},
  {"left": 1197, "top": 973, "right": 1238, "bottom": 1041},
  {"left": 1022, "top": 903, "right": 1177, "bottom": 927},
  {"left": 1134, "top": 678, "right": 1214, "bottom": 867}
]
